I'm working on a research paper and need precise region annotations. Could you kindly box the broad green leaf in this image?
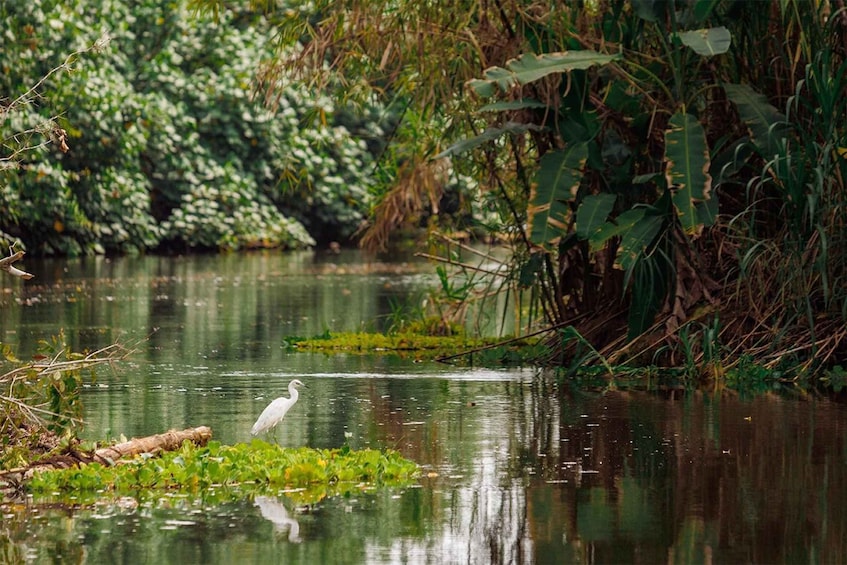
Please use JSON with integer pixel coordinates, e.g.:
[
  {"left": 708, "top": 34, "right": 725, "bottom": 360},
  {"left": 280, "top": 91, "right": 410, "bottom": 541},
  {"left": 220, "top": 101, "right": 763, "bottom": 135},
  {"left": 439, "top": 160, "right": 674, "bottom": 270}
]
[
  {"left": 723, "top": 83, "right": 789, "bottom": 157},
  {"left": 469, "top": 51, "right": 621, "bottom": 97},
  {"left": 588, "top": 207, "right": 663, "bottom": 270},
  {"left": 528, "top": 143, "right": 588, "bottom": 248},
  {"left": 433, "top": 122, "right": 544, "bottom": 159},
  {"left": 676, "top": 27, "right": 731, "bottom": 56},
  {"left": 664, "top": 112, "right": 713, "bottom": 234},
  {"left": 589, "top": 208, "right": 646, "bottom": 250},
  {"left": 467, "top": 67, "right": 515, "bottom": 97},
  {"left": 617, "top": 212, "right": 664, "bottom": 270},
  {"left": 576, "top": 194, "right": 617, "bottom": 240}
]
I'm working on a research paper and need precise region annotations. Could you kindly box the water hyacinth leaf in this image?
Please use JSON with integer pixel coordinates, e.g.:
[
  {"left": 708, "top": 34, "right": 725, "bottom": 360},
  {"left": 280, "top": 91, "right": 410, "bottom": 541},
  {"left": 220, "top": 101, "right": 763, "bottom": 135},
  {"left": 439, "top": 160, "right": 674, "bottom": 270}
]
[
  {"left": 433, "top": 122, "right": 544, "bottom": 159},
  {"left": 723, "top": 83, "right": 789, "bottom": 158},
  {"left": 528, "top": 142, "right": 588, "bottom": 248},
  {"left": 576, "top": 193, "right": 617, "bottom": 240},
  {"left": 676, "top": 27, "right": 731, "bottom": 56},
  {"left": 664, "top": 112, "right": 713, "bottom": 234},
  {"left": 468, "top": 51, "right": 621, "bottom": 97}
]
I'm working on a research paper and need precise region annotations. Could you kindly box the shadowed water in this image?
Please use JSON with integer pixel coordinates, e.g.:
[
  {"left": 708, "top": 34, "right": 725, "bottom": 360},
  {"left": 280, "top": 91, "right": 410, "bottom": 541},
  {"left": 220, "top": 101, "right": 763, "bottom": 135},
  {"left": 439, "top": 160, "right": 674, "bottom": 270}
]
[{"left": 1, "top": 251, "right": 846, "bottom": 563}]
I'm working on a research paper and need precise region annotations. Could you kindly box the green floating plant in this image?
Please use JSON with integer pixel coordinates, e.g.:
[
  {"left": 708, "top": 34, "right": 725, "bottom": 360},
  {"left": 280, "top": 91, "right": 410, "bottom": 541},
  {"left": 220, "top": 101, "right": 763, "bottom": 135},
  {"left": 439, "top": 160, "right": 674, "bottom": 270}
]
[{"left": 27, "top": 440, "right": 419, "bottom": 504}]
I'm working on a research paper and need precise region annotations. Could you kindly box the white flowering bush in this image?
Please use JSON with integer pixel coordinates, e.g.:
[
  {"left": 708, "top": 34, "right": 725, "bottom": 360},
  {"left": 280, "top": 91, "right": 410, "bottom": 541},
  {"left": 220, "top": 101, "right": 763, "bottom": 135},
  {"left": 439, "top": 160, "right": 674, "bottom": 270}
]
[{"left": 0, "top": 0, "right": 382, "bottom": 254}]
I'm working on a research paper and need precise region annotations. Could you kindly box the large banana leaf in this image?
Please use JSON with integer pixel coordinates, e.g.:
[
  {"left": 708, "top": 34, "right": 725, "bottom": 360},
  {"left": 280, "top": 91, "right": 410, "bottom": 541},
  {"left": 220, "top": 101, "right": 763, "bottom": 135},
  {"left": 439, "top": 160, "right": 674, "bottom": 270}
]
[
  {"left": 664, "top": 112, "right": 713, "bottom": 234},
  {"left": 433, "top": 122, "right": 544, "bottom": 159},
  {"left": 468, "top": 51, "right": 621, "bottom": 98},
  {"left": 588, "top": 207, "right": 663, "bottom": 271},
  {"left": 576, "top": 193, "right": 617, "bottom": 240},
  {"left": 528, "top": 143, "right": 588, "bottom": 248},
  {"left": 723, "top": 83, "right": 788, "bottom": 158},
  {"left": 617, "top": 212, "right": 664, "bottom": 271}
]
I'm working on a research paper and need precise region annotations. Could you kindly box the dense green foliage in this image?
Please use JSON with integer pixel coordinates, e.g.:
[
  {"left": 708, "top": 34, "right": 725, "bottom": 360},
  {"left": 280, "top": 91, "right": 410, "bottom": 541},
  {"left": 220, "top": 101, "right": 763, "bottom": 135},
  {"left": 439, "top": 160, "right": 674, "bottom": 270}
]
[
  {"left": 27, "top": 440, "right": 419, "bottom": 504},
  {"left": 0, "top": 0, "right": 386, "bottom": 254},
  {"left": 254, "top": 0, "right": 847, "bottom": 378}
]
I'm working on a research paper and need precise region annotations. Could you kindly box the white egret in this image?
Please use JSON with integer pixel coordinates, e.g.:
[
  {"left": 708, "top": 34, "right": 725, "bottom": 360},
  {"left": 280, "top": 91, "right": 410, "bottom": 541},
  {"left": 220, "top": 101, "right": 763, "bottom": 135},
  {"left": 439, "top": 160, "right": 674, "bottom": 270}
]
[{"left": 251, "top": 379, "right": 305, "bottom": 436}]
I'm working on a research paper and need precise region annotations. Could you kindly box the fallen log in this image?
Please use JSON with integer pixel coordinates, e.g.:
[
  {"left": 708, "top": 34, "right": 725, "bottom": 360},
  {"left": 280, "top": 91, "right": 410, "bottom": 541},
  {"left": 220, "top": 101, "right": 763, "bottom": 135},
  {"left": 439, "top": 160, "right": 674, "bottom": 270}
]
[
  {"left": 93, "top": 426, "right": 212, "bottom": 464},
  {"left": 0, "top": 426, "right": 212, "bottom": 484}
]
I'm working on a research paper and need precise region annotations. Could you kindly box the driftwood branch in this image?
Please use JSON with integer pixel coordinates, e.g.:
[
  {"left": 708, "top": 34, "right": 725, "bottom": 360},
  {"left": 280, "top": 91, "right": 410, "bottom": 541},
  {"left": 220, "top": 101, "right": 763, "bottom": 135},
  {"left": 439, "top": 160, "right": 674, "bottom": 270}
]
[
  {"left": 0, "top": 250, "right": 34, "bottom": 280},
  {"left": 93, "top": 426, "right": 212, "bottom": 464},
  {"left": 1, "top": 342, "right": 134, "bottom": 428},
  {"left": 0, "top": 426, "right": 213, "bottom": 482}
]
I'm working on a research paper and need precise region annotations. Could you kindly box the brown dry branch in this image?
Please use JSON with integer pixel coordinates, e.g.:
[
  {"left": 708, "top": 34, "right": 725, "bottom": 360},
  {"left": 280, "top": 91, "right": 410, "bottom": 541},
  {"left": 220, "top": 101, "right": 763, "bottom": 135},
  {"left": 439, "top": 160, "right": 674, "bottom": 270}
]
[
  {"left": 0, "top": 427, "right": 212, "bottom": 482},
  {"left": 0, "top": 250, "right": 34, "bottom": 280},
  {"left": 0, "top": 342, "right": 133, "bottom": 428},
  {"left": 0, "top": 33, "right": 110, "bottom": 170},
  {"left": 358, "top": 158, "right": 447, "bottom": 253},
  {"left": 91, "top": 426, "right": 212, "bottom": 466}
]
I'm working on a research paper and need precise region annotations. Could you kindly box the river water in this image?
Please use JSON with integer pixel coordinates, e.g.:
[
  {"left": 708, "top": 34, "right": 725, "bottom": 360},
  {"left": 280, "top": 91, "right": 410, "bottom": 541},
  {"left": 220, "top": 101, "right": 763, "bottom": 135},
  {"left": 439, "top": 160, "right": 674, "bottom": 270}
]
[{"left": 1, "top": 251, "right": 846, "bottom": 563}]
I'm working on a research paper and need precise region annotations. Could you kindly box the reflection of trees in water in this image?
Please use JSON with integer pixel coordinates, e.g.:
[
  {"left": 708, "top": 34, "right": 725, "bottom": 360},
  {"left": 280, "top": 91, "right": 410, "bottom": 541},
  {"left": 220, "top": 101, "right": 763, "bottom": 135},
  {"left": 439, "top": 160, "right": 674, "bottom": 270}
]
[
  {"left": 524, "top": 386, "right": 847, "bottom": 563},
  {"left": 365, "top": 376, "right": 537, "bottom": 564}
]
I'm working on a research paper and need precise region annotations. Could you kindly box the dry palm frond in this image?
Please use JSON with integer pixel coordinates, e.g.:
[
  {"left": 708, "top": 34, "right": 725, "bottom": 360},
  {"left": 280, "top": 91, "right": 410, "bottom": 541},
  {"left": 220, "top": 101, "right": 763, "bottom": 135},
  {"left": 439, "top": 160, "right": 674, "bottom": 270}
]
[{"left": 358, "top": 158, "right": 448, "bottom": 252}]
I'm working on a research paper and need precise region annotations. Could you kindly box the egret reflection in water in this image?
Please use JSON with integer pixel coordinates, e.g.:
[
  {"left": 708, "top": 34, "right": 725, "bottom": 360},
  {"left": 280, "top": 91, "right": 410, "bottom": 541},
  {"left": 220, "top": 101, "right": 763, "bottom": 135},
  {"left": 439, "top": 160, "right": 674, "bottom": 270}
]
[{"left": 255, "top": 496, "right": 302, "bottom": 542}]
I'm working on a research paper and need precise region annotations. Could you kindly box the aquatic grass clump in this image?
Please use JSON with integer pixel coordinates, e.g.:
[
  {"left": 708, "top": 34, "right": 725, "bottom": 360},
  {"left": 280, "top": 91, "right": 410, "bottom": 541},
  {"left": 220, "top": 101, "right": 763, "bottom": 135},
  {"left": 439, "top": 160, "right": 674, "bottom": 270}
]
[
  {"left": 27, "top": 440, "right": 419, "bottom": 502},
  {"left": 290, "top": 331, "right": 489, "bottom": 353},
  {"left": 289, "top": 331, "right": 545, "bottom": 366}
]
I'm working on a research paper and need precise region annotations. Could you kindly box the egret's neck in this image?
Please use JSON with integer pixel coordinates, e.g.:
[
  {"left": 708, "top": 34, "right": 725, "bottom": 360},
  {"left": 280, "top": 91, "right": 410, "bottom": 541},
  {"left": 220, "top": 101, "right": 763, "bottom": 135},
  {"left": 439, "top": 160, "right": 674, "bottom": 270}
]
[{"left": 288, "top": 384, "right": 300, "bottom": 401}]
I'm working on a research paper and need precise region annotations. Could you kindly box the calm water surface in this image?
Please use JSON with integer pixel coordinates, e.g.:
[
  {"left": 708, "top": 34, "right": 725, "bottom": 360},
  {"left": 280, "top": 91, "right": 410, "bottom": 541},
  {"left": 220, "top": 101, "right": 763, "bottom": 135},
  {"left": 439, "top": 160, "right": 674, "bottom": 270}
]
[{"left": 1, "top": 251, "right": 846, "bottom": 564}]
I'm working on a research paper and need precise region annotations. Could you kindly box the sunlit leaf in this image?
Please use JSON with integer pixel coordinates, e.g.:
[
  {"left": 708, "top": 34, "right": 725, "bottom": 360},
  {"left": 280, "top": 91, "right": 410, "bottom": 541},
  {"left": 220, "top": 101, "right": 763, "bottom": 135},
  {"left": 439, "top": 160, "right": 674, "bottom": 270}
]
[
  {"left": 676, "top": 27, "right": 732, "bottom": 56},
  {"left": 468, "top": 51, "right": 621, "bottom": 97}
]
